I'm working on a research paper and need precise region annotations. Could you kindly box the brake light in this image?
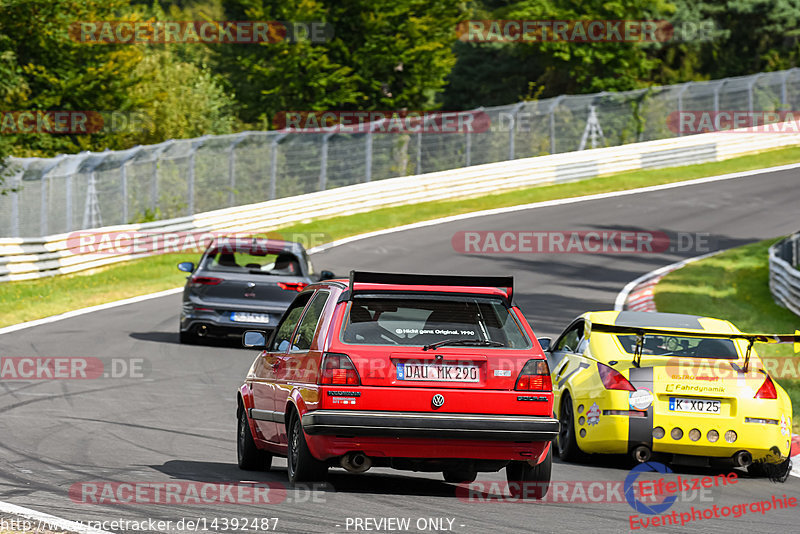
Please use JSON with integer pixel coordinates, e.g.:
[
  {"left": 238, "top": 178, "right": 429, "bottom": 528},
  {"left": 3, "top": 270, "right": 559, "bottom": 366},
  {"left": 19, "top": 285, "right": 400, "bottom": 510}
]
[
  {"left": 320, "top": 353, "right": 361, "bottom": 385},
  {"left": 190, "top": 276, "right": 222, "bottom": 286},
  {"left": 597, "top": 362, "right": 635, "bottom": 391},
  {"left": 278, "top": 281, "right": 308, "bottom": 292},
  {"left": 754, "top": 375, "right": 777, "bottom": 399},
  {"left": 515, "top": 359, "right": 552, "bottom": 391}
]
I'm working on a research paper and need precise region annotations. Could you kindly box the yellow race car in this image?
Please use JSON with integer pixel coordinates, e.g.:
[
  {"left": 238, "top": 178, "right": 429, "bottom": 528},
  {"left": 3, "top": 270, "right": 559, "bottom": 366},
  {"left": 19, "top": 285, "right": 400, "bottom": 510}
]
[{"left": 543, "top": 311, "right": 797, "bottom": 478}]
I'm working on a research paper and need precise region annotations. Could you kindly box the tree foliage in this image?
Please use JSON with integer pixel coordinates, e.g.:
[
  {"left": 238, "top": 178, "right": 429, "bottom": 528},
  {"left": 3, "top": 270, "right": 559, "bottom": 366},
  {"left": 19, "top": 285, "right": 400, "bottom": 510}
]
[{"left": 0, "top": 0, "right": 799, "bottom": 162}]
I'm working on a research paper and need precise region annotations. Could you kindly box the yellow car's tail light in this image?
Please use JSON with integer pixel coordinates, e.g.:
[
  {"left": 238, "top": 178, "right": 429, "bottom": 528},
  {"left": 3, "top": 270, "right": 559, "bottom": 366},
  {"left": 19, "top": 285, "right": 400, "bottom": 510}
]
[
  {"left": 688, "top": 428, "right": 701, "bottom": 441},
  {"left": 597, "top": 362, "right": 635, "bottom": 391},
  {"left": 754, "top": 375, "right": 778, "bottom": 399},
  {"left": 724, "top": 430, "right": 737, "bottom": 443},
  {"left": 671, "top": 427, "right": 683, "bottom": 440},
  {"left": 707, "top": 429, "right": 719, "bottom": 442},
  {"left": 652, "top": 427, "right": 665, "bottom": 439}
]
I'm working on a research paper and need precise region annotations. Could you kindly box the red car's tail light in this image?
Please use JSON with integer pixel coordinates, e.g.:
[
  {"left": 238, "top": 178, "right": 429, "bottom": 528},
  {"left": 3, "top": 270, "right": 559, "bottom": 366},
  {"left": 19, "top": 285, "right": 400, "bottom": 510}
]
[
  {"left": 278, "top": 281, "right": 308, "bottom": 292},
  {"left": 597, "top": 362, "right": 636, "bottom": 391},
  {"left": 754, "top": 375, "right": 778, "bottom": 399},
  {"left": 515, "top": 359, "right": 552, "bottom": 391},
  {"left": 190, "top": 276, "right": 223, "bottom": 286},
  {"left": 320, "top": 353, "right": 361, "bottom": 385}
]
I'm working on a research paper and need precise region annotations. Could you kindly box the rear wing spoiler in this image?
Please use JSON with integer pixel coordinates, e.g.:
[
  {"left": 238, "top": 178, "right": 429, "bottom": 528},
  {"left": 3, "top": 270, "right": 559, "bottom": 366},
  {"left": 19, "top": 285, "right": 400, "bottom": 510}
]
[
  {"left": 346, "top": 270, "right": 514, "bottom": 303},
  {"left": 589, "top": 322, "right": 800, "bottom": 370}
]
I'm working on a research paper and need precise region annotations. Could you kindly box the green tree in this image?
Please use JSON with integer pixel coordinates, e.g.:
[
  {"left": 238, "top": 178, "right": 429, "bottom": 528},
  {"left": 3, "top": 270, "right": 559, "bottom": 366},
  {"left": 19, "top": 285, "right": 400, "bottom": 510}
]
[
  {"left": 215, "top": 0, "right": 467, "bottom": 127},
  {"left": 0, "top": 0, "right": 149, "bottom": 156},
  {"left": 650, "top": 0, "right": 800, "bottom": 84},
  {"left": 443, "top": 0, "right": 671, "bottom": 109}
]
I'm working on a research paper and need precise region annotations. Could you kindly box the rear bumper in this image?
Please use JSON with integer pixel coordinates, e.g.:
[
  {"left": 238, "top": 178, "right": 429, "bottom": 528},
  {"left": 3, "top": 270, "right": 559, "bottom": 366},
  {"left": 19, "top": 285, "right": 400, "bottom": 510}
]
[{"left": 302, "top": 410, "right": 559, "bottom": 442}]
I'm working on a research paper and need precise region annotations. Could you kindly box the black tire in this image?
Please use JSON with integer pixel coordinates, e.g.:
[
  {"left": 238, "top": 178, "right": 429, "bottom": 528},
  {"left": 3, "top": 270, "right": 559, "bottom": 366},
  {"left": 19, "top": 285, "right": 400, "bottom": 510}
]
[
  {"left": 286, "top": 413, "right": 327, "bottom": 485},
  {"left": 505, "top": 447, "right": 552, "bottom": 499},
  {"left": 237, "top": 407, "right": 272, "bottom": 471},
  {"left": 443, "top": 468, "right": 478, "bottom": 484},
  {"left": 557, "top": 393, "right": 582, "bottom": 461}
]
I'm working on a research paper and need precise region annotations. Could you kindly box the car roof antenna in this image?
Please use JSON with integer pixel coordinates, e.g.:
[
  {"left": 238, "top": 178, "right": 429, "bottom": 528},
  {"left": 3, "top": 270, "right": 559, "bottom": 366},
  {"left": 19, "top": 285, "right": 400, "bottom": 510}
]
[{"left": 633, "top": 332, "right": 644, "bottom": 368}]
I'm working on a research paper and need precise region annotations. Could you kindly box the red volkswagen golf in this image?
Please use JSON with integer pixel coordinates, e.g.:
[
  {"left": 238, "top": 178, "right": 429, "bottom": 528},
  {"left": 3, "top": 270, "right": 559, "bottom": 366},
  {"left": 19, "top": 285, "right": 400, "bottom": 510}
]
[{"left": 236, "top": 271, "right": 558, "bottom": 496}]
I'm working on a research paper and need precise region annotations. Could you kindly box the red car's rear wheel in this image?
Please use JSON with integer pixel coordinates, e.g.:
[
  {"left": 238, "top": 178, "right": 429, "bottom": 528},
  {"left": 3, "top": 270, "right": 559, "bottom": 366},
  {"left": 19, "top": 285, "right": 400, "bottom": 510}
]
[
  {"left": 287, "top": 414, "right": 327, "bottom": 485},
  {"left": 237, "top": 407, "right": 272, "bottom": 471}
]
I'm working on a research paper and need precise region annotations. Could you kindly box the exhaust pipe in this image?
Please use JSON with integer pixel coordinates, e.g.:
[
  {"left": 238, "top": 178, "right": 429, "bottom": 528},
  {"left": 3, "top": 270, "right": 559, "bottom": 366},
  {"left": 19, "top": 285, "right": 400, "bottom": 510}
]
[
  {"left": 340, "top": 452, "right": 372, "bottom": 473},
  {"left": 632, "top": 445, "right": 652, "bottom": 463},
  {"left": 733, "top": 450, "right": 752, "bottom": 468},
  {"left": 197, "top": 325, "right": 208, "bottom": 337}
]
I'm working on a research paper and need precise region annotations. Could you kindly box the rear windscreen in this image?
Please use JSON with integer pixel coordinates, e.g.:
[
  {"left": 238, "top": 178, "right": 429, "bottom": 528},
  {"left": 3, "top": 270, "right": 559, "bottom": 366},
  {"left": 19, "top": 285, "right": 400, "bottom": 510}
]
[
  {"left": 616, "top": 335, "right": 739, "bottom": 359},
  {"left": 341, "top": 296, "right": 531, "bottom": 348},
  {"left": 204, "top": 249, "right": 303, "bottom": 276}
]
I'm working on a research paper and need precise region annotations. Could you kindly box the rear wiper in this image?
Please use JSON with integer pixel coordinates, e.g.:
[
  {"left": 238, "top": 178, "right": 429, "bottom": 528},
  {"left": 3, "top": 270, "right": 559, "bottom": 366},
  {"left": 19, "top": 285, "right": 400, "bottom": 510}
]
[{"left": 422, "top": 338, "right": 504, "bottom": 351}]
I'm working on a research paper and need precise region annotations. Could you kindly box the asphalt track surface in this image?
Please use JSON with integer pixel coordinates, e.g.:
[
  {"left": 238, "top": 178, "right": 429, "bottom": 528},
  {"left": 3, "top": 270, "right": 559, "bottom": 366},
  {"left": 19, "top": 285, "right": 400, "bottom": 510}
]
[{"left": 1, "top": 167, "right": 799, "bottom": 534}]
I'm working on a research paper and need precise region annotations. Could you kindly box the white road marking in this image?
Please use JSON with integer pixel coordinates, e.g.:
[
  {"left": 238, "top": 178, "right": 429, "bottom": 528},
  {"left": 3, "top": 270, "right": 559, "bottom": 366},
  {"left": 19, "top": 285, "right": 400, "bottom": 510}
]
[
  {"left": 0, "top": 500, "right": 113, "bottom": 534},
  {"left": 0, "top": 287, "right": 183, "bottom": 336},
  {"left": 613, "top": 251, "right": 722, "bottom": 311}
]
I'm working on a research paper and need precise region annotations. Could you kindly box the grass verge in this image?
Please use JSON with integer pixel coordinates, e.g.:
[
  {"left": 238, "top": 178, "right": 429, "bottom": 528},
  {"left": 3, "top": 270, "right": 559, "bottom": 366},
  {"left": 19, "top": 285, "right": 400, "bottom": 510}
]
[
  {"left": 3, "top": 144, "right": 800, "bottom": 329},
  {"left": 654, "top": 238, "right": 800, "bottom": 430}
]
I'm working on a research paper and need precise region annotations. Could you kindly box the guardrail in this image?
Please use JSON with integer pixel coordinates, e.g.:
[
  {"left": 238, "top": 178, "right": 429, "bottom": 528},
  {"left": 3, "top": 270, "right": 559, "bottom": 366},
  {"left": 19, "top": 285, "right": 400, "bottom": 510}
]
[
  {"left": 769, "top": 233, "right": 800, "bottom": 317},
  {"left": 4, "top": 68, "right": 800, "bottom": 239},
  {"left": 2, "top": 127, "right": 800, "bottom": 282}
]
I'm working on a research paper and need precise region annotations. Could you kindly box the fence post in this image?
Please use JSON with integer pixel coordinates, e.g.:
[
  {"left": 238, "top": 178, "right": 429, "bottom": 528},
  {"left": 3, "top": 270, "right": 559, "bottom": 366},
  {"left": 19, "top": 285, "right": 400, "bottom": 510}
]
[
  {"left": 713, "top": 80, "right": 725, "bottom": 114},
  {"left": 320, "top": 133, "right": 333, "bottom": 190},
  {"left": 10, "top": 166, "right": 22, "bottom": 238},
  {"left": 549, "top": 95, "right": 565, "bottom": 153},
  {"left": 65, "top": 174, "right": 72, "bottom": 232},
  {"left": 365, "top": 130, "right": 373, "bottom": 182},
  {"left": 508, "top": 102, "right": 524, "bottom": 160},
  {"left": 676, "top": 82, "right": 692, "bottom": 137},
  {"left": 228, "top": 146, "right": 236, "bottom": 206},
  {"left": 187, "top": 151, "right": 195, "bottom": 215},
  {"left": 121, "top": 161, "right": 128, "bottom": 224},
  {"left": 748, "top": 74, "right": 763, "bottom": 115},
  {"left": 465, "top": 130, "right": 471, "bottom": 167},
  {"left": 151, "top": 159, "right": 159, "bottom": 213},
  {"left": 40, "top": 175, "right": 48, "bottom": 236},
  {"left": 269, "top": 134, "right": 286, "bottom": 200},
  {"left": 415, "top": 131, "right": 422, "bottom": 175}
]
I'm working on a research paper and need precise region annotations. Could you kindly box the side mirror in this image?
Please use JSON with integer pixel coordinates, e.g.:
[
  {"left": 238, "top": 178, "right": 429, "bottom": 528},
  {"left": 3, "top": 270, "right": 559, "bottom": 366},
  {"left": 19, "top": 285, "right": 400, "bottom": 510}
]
[
  {"left": 178, "top": 262, "right": 195, "bottom": 273},
  {"left": 243, "top": 330, "right": 267, "bottom": 349},
  {"left": 538, "top": 337, "right": 552, "bottom": 352},
  {"left": 319, "top": 270, "right": 335, "bottom": 280}
]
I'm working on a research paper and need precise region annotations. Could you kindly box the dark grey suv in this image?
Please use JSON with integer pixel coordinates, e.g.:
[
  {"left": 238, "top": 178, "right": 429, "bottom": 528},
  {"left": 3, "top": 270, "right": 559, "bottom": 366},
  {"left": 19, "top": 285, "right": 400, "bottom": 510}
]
[{"left": 178, "top": 238, "right": 333, "bottom": 344}]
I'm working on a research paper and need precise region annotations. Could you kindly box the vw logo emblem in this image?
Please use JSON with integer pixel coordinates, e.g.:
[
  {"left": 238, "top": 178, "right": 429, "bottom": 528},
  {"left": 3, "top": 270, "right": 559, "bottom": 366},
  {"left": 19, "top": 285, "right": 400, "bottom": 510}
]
[{"left": 432, "top": 394, "right": 445, "bottom": 408}]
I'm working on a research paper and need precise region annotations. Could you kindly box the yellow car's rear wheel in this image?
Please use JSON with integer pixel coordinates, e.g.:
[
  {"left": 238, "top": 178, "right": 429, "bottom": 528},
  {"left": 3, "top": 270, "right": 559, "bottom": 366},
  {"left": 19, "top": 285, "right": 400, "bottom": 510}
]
[{"left": 557, "top": 393, "right": 583, "bottom": 461}]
